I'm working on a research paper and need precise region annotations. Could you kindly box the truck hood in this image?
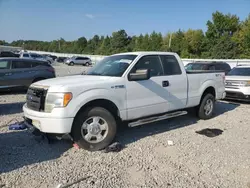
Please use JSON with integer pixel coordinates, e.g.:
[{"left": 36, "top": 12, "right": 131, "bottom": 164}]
[
  {"left": 226, "top": 76, "right": 250, "bottom": 81},
  {"left": 31, "top": 75, "right": 116, "bottom": 91}
]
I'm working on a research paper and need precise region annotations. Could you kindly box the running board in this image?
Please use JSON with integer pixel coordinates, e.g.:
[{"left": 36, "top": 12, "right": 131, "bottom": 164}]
[{"left": 128, "top": 111, "right": 188, "bottom": 127}]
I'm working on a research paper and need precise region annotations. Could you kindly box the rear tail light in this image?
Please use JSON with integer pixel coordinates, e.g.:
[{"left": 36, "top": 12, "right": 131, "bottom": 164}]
[{"left": 46, "top": 67, "right": 55, "bottom": 73}]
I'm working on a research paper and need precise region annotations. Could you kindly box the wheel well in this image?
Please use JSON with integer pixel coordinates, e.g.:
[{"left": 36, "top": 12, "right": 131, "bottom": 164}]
[
  {"left": 32, "top": 77, "right": 45, "bottom": 83},
  {"left": 200, "top": 86, "right": 215, "bottom": 102},
  {"left": 77, "top": 99, "right": 120, "bottom": 119}
]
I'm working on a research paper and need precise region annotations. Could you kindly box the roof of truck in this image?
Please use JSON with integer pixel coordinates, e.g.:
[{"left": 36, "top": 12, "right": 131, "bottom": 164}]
[{"left": 113, "top": 51, "right": 177, "bottom": 56}]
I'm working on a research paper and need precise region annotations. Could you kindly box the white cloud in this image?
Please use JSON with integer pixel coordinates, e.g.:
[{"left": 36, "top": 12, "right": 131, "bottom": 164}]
[{"left": 85, "top": 14, "right": 95, "bottom": 19}]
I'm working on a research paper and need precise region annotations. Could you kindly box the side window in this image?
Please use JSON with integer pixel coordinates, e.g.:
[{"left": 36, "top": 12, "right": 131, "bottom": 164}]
[
  {"left": 31, "top": 61, "right": 49, "bottom": 67},
  {"left": 12, "top": 60, "right": 32, "bottom": 69},
  {"left": 131, "top": 55, "right": 163, "bottom": 77},
  {"left": 30, "top": 54, "right": 37, "bottom": 58},
  {"left": 215, "top": 64, "right": 223, "bottom": 70},
  {"left": 160, "top": 55, "right": 182, "bottom": 75},
  {"left": 75, "top": 57, "right": 80, "bottom": 60},
  {"left": 23, "top": 54, "right": 29, "bottom": 58},
  {"left": 208, "top": 65, "right": 215, "bottom": 70},
  {"left": 0, "top": 60, "right": 10, "bottom": 69}
]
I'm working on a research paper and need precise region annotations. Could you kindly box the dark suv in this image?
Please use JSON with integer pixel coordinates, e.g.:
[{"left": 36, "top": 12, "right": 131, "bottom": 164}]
[
  {"left": 0, "top": 51, "right": 19, "bottom": 58},
  {"left": 185, "top": 61, "right": 231, "bottom": 75},
  {"left": 0, "top": 58, "right": 55, "bottom": 90}
]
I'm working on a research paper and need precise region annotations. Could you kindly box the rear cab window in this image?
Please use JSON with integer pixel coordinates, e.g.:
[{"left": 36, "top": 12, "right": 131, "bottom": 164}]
[{"left": 160, "top": 55, "right": 182, "bottom": 75}]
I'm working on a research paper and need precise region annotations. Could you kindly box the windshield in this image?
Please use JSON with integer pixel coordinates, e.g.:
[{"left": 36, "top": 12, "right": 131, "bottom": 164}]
[
  {"left": 227, "top": 67, "right": 250, "bottom": 76},
  {"left": 86, "top": 55, "right": 137, "bottom": 77}
]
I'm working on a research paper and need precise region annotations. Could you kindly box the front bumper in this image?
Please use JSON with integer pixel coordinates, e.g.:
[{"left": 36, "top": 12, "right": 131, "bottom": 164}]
[
  {"left": 225, "top": 91, "right": 250, "bottom": 101},
  {"left": 23, "top": 104, "right": 74, "bottom": 134}
]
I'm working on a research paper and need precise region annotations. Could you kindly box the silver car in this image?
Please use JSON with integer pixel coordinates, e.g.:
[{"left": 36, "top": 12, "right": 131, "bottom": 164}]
[
  {"left": 20, "top": 52, "right": 53, "bottom": 64},
  {"left": 65, "top": 56, "right": 92, "bottom": 66}
]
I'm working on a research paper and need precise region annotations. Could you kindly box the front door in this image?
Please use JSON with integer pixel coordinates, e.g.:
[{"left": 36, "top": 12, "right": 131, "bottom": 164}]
[{"left": 125, "top": 55, "right": 168, "bottom": 120}]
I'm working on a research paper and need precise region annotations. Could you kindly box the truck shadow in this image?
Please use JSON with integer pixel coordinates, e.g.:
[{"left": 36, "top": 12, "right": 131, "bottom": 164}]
[
  {"left": 0, "top": 131, "right": 71, "bottom": 174},
  {"left": 117, "top": 101, "right": 239, "bottom": 147},
  {"left": 0, "top": 102, "right": 25, "bottom": 115}
]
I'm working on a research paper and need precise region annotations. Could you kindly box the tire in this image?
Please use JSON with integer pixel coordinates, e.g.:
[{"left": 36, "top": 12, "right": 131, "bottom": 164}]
[
  {"left": 85, "top": 62, "right": 90, "bottom": 66},
  {"left": 196, "top": 93, "right": 215, "bottom": 120},
  {"left": 69, "top": 62, "right": 74, "bottom": 66},
  {"left": 71, "top": 107, "right": 117, "bottom": 151}
]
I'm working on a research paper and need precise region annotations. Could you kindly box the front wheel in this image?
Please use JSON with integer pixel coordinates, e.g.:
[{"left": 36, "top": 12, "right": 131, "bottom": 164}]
[
  {"left": 196, "top": 93, "right": 215, "bottom": 120},
  {"left": 71, "top": 107, "right": 117, "bottom": 151}
]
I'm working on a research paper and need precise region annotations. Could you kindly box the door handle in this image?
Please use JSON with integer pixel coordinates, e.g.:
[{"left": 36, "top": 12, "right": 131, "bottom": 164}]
[
  {"left": 162, "top": 80, "right": 170, "bottom": 87},
  {"left": 5, "top": 73, "right": 12, "bottom": 76}
]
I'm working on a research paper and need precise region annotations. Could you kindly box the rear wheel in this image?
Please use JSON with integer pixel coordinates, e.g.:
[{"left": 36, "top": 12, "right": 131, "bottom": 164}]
[
  {"left": 196, "top": 93, "right": 215, "bottom": 120},
  {"left": 71, "top": 107, "right": 117, "bottom": 151}
]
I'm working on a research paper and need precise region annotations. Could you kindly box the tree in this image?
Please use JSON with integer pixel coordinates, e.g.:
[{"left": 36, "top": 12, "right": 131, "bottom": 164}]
[
  {"left": 184, "top": 29, "right": 205, "bottom": 58},
  {"left": 205, "top": 11, "right": 240, "bottom": 58},
  {"left": 6, "top": 11, "right": 250, "bottom": 59},
  {"left": 170, "top": 30, "right": 185, "bottom": 56},
  {"left": 134, "top": 34, "right": 144, "bottom": 51},
  {"left": 110, "top": 30, "right": 129, "bottom": 53},
  {"left": 233, "top": 14, "right": 250, "bottom": 58},
  {"left": 149, "top": 31, "right": 163, "bottom": 51}
]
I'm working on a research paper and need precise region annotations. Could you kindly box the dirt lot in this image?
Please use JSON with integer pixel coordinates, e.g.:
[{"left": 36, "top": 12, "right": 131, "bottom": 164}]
[{"left": 0, "top": 64, "right": 250, "bottom": 188}]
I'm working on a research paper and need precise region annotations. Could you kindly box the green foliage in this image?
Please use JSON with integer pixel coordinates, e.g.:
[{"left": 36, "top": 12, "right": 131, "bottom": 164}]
[{"left": 3, "top": 12, "right": 250, "bottom": 58}]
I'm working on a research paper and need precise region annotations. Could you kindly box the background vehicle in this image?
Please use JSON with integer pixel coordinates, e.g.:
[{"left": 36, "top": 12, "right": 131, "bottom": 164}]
[
  {"left": 23, "top": 52, "right": 226, "bottom": 151},
  {"left": 44, "top": 54, "right": 57, "bottom": 61},
  {"left": 0, "top": 51, "right": 19, "bottom": 58},
  {"left": 185, "top": 61, "right": 231, "bottom": 75},
  {"left": 56, "top": 56, "right": 67, "bottom": 63},
  {"left": 0, "top": 57, "right": 55, "bottom": 90},
  {"left": 20, "top": 52, "right": 53, "bottom": 64},
  {"left": 65, "top": 56, "right": 92, "bottom": 66},
  {"left": 225, "top": 65, "right": 250, "bottom": 101}
]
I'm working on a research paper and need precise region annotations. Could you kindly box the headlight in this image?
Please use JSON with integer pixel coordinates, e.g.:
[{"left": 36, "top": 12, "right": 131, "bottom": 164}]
[
  {"left": 241, "top": 81, "right": 250, "bottom": 87},
  {"left": 44, "top": 92, "right": 72, "bottom": 113}
]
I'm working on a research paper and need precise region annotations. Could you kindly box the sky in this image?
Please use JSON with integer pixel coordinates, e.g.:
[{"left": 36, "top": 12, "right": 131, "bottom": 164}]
[{"left": 0, "top": 0, "right": 249, "bottom": 42}]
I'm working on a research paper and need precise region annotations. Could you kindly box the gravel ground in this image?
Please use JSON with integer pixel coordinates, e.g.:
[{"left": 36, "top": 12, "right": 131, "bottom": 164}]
[{"left": 0, "top": 64, "right": 250, "bottom": 188}]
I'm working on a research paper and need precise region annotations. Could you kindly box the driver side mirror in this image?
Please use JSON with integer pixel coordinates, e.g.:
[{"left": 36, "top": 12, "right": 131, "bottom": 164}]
[{"left": 128, "top": 69, "right": 150, "bottom": 81}]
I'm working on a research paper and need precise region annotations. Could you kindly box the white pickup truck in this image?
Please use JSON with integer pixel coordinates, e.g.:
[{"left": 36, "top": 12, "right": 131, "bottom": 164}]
[{"left": 23, "top": 52, "right": 226, "bottom": 151}]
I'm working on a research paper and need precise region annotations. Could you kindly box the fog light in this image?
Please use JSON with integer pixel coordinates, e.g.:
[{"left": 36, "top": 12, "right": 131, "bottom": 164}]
[{"left": 32, "top": 120, "right": 41, "bottom": 129}]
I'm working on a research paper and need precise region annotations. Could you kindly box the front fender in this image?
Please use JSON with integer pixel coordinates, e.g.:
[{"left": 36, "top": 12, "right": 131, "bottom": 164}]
[{"left": 67, "top": 88, "right": 126, "bottom": 118}]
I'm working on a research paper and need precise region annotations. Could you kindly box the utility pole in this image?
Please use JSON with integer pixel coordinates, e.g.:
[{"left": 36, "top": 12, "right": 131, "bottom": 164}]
[
  {"left": 58, "top": 39, "right": 61, "bottom": 51},
  {"left": 168, "top": 32, "right": 172, "bottom": 49}
]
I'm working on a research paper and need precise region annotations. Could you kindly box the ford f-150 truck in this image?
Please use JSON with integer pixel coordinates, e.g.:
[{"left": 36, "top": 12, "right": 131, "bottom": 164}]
[{"left": 23, "top": 52, "right": 226, "bottom": 151}]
